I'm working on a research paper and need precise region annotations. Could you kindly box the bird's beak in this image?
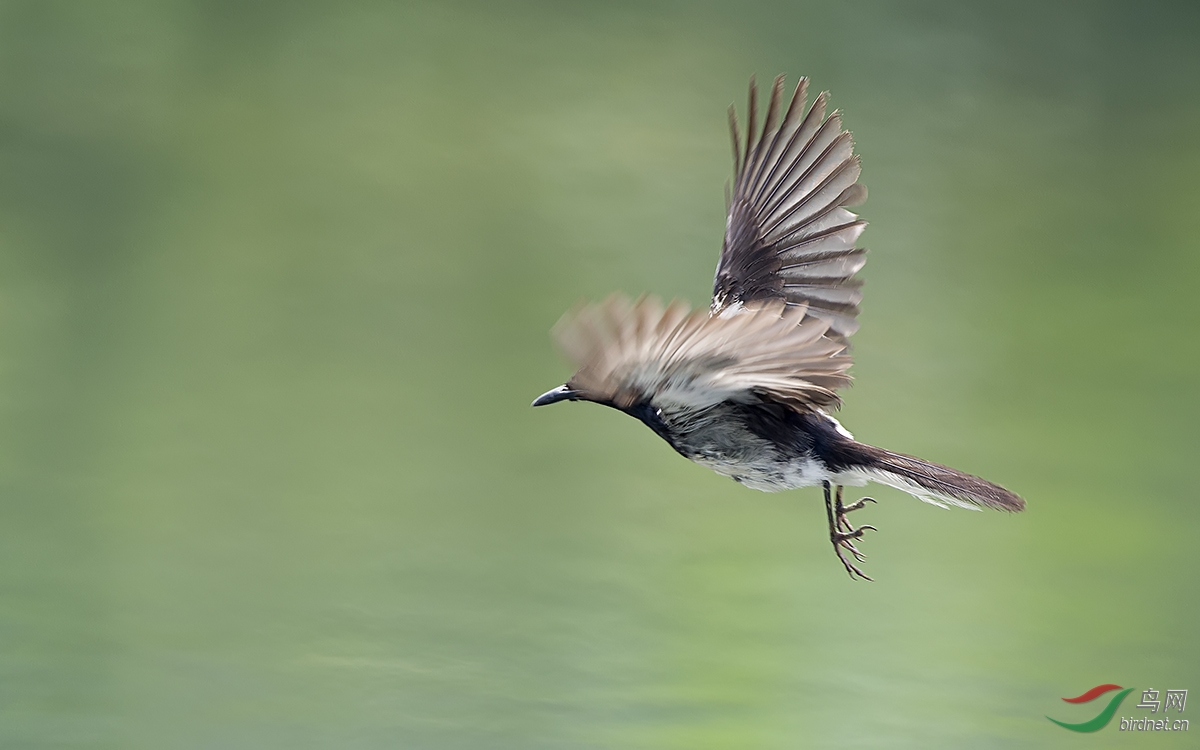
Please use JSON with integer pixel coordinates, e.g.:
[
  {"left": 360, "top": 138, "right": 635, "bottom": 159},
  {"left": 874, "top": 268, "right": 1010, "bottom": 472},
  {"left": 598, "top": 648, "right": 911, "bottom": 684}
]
[{"left": 531, "top": 384, "right": 579, "bottom": 407}]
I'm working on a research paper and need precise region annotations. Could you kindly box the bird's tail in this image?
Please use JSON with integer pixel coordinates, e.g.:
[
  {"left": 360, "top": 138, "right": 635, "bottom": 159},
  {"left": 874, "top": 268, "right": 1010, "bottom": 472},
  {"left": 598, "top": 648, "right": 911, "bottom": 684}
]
[{"left": 848, "top": 443, "right": 1025, "bottom": 512}]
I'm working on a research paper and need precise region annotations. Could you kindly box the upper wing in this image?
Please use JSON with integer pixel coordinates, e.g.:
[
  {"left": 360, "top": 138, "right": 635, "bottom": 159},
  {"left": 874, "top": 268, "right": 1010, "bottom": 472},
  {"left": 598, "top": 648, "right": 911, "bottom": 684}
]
[
  {"left": 713, "top": 75, "right": 868, "bottom": 340},
  {"left": 552, "top": 294, "right": 852, "bottom": 411}
]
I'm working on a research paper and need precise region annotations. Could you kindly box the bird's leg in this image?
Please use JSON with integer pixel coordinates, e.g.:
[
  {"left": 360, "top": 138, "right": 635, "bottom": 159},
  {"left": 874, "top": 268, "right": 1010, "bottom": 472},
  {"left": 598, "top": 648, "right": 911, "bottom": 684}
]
[
  {"left": 832, "top": 490, "right": 870, "bottom": 565},
  {"left": 823, "top": 481, "right": 876, "bottom": 581},
  {"left": 834, "top": 485, "right": 878, "bottom": 557}
]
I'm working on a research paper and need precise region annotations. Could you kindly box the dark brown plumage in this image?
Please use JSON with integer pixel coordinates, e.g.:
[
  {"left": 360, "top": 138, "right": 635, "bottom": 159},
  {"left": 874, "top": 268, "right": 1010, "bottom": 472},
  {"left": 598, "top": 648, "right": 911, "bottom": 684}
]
[{"left": 715, "top": 75, "right": 868, "bottom": 340}]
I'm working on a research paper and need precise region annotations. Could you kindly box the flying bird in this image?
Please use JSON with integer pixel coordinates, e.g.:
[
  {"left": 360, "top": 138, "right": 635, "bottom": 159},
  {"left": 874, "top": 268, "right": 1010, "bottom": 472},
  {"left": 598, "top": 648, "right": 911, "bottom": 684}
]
[{"left": 532, "top": 75, "right": 1024, "bottom": 580}]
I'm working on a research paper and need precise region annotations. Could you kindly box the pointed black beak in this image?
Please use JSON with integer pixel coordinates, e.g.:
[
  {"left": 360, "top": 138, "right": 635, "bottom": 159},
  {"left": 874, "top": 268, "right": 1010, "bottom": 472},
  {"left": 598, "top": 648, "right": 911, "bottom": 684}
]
[{"left": 531, "top": 384, "right": 579, "bottom": 407}]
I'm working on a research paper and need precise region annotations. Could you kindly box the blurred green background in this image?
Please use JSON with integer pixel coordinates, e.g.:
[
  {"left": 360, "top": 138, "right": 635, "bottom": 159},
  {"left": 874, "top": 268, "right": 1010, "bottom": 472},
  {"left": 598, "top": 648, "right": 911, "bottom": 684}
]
[{"left": 1, "top": 1, "right": 1197, "bottom": 748}]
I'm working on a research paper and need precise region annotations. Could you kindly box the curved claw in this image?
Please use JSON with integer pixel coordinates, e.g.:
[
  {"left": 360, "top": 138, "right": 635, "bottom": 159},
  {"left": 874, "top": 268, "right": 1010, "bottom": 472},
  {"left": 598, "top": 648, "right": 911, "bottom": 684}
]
[{"left": 840, "top": 496, "right": 877, "bottom": 513}]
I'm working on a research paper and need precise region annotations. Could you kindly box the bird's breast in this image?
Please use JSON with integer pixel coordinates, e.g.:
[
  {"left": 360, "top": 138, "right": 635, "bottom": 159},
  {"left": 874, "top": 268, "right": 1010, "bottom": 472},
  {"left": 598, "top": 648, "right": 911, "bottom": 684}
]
[{"left": 658, "top": 401, "right": 854, "bottom": 493}]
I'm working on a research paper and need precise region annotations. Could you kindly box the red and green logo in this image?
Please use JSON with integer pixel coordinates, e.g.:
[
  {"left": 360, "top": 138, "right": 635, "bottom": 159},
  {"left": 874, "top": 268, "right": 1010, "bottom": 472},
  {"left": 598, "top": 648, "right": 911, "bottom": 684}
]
[{"left": 1047, "top": 684, "right": 1134, "bottom": 732}]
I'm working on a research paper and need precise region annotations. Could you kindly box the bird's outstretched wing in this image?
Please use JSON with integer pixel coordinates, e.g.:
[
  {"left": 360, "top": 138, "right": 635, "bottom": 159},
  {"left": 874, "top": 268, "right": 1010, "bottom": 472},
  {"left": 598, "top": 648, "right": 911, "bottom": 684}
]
[
  {"left": 713, "top": 75, "right": 868, "bottom": 341},
  {"left": 552, "top": 294, "right": 852, "bottom": 411}
]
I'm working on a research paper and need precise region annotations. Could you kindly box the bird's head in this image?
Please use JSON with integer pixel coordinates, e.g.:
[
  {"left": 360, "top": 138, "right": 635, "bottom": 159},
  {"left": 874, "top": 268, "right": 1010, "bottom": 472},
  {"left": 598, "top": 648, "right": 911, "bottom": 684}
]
[
  {"left": 532, "top": 383, "right": 674, "bottom": 446},
  {"left": 530, "top": 381, "right": 642, "bottom": 411}
]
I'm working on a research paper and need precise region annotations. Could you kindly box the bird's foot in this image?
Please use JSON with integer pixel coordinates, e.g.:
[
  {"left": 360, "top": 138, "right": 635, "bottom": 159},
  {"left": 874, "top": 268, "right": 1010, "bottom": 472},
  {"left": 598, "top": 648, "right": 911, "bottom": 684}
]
[
  {"left": 835, "top": 491, "right": 877, "bottom": 537},
  {"left": 838, "top": 494, "right": 876, "bottom": 517},
  {"left": 831, "top": 523, "right": 876, "bottom": 579},
  {"left": 824, "top": 483, "right": 878, "bottom": 581}
]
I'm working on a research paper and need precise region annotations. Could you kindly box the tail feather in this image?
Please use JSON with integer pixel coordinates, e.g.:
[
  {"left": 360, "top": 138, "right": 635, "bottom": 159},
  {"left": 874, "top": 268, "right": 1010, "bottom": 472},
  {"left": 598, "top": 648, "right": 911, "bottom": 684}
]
[{"left": 851, "top": 445, "right": 1025, "bottom": 512}]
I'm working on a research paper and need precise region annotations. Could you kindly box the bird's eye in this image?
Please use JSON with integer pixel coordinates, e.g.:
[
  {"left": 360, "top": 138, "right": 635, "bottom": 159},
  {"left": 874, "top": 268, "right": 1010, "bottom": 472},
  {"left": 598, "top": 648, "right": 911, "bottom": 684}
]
[{"left": 654, "top": 407, "right": 663, "bottom": 420}]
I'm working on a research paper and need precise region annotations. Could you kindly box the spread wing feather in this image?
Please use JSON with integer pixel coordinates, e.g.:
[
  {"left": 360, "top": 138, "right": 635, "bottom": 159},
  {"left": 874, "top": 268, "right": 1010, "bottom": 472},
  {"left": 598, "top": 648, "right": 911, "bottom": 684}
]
[
  {"left": 714, "top": 75, "right": 868, "bottom": 341},
  {"left": 552, "top": 295, "right": 852, "bottom": 411}
]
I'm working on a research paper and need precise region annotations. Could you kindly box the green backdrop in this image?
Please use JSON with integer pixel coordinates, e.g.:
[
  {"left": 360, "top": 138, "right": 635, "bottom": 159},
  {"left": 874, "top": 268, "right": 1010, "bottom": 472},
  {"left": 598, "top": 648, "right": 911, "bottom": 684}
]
[{"left": 0, "top": 1, "right": 1196, "bottom": 747}]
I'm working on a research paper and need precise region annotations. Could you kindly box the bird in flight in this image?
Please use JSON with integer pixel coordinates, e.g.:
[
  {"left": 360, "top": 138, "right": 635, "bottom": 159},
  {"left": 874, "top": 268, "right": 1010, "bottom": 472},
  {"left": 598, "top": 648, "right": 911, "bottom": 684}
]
[{"left": 532, "top": 75, "right": 1024, "bottom": 580}]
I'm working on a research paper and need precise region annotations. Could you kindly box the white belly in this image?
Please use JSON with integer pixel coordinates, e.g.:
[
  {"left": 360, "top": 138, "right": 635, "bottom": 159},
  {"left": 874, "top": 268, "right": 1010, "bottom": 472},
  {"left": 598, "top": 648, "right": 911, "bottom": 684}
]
[{"left": 692, "top": 454, "right": 873, "bottom": 493}]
